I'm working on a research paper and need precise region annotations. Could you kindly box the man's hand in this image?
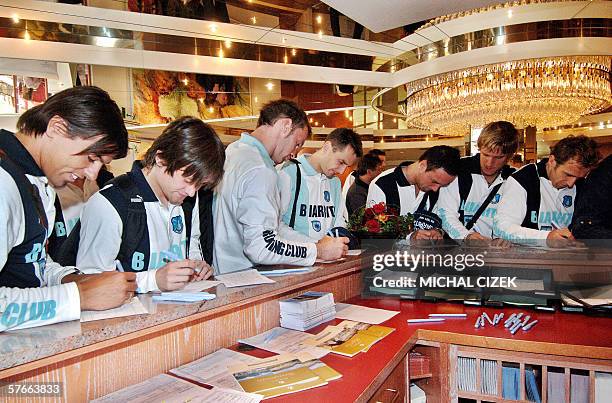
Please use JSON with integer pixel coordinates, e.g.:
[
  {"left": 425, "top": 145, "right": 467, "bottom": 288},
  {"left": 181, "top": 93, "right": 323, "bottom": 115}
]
[
  {"left": 77, "top": 272, "right": 137, "bottom": 311},
  {"left": 466, "top": 232, "right": 488, "bottom": 241},
  {"left": 316, "top": 236, "right": 349, "bottom": 261},
  {"left": 156, "top": 260, "right": 199, "bottom": 291},
  {"left": 546, "top": 228, "right": 577, "bottom": 248},
  {"left": 411, "top": 229, "right": 443, "bottom": 240},
  {"left": 191, "top": 261, "right": 214, "bottom": 282}
]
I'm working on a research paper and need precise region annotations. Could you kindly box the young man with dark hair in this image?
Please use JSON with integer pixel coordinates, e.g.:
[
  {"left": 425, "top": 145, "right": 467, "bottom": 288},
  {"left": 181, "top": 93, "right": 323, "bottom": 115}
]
[
  {"left": 493, "top": 135, "right": 599, "bottom": 246},
  {"left": 213, "top": 99, "right": 348, "bottom": 274},
  {"left": 76, "top": 117, "right": 224, "bottom": 293},
  {"left": 437, "top": 121, "right": 519, "bottom": 240},
  {"left": 0, "top": 86, "right": 136, "bottom": 331},
  {"left": 367, "top": 145, "right": 461, "bottom": 239},
  {"left": 345, "top": 153, "right": 384, "bottom": 216},
  {"left": 278, "top": 128, "right": 363, "bottom": 240},
  {"left": 342, "top": 148, "right": 386, "bottom": 198}
]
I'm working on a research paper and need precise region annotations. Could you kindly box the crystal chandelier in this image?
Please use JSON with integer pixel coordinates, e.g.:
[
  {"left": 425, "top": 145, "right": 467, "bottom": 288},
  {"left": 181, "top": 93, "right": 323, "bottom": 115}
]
[{"left": 402, "top": 56, "right": 611, "bottom": 135}]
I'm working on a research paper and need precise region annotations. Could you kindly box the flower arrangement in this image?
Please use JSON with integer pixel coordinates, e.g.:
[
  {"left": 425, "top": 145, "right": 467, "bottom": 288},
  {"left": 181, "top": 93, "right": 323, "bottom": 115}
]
[{"left": 347, "top": 202, "right": 414, "bottom": 238}]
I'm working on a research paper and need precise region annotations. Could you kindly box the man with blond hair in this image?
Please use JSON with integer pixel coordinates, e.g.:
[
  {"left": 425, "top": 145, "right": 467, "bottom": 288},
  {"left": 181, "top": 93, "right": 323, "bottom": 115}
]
[{"left": 436, "top": 121, "right": 519, "bottom": 240}]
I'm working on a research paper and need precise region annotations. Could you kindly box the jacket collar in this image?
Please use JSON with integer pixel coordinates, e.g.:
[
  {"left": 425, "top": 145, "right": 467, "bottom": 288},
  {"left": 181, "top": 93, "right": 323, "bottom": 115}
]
[
  {"left": 239, "top": 132, "right": 275, "bottom": 169},
  {"left": 128, "top": 161, "right": 159, "bottom": 202},
  {"left": 394, "top": 161, "right": 412, "bottom": 187},
  {"left": 0, "top": 129, "right": 45, "bottom": 176}
]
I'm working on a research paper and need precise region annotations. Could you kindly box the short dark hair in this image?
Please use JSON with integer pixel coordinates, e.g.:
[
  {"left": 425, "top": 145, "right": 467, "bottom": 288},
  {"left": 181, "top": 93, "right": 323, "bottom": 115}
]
[
  {"left": 419, "top": 145, "right": 461, "bottom": 176},
  {"left": 326, "top": 128, "right": 363, "bottom": 158},
  {"left": 17, "top": 86, "right": 128, "bottom": 159},
  {"left": 478, "top": 121, "right": 519, "bottom": 155},
  {"left": 257, "top": 99, "right": 310, "bottom": 134},
  {"left": 511, "top": 154, "right": 523, "bottom": 164},
  {"left": 143, "top": 117, "right": 225, "bottom": 190},
  {"left": 550, "top": 135, "right": 599, "bottom": 168},
  {"left": 356, "top": 153, "right": 382, "bottom": 176},
  {"left": 369, "top": 149, "right": 386, "bottom": 158}
]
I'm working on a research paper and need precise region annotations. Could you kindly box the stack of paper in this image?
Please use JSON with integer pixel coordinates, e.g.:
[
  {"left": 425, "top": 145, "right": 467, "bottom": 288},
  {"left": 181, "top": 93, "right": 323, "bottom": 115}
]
[
  {"left": 304, "top": 320, "right": 395, "bottom": 357},
  {"left": 229, "top": 352, "right": 341, "bottom": 399},
  {"left": 457, "top": 357, "right": 477, "bottom": 392},
  {"left": 237, "top": 327, "right": 330, "bottom": 359},
  {"left": 280, "top": 291, "right": 336, "bottom": 331},
  {"left": 334, "top": 303, "right": 399, "bottom": 324}
]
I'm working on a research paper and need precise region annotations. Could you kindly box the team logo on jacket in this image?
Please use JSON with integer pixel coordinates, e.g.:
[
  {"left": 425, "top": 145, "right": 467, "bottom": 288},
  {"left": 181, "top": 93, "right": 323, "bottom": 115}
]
[
  {"left": 562, "top": 195, "right": 573, "bottom": 207},
  {"left": 491, "top": 194, "right": 501, "bottom": 204},
  {"left": 171, "top": 216, "right": 184, "bottom": 233},
  {"left": 312, "top": 220, "right": 322, "bottom": 232},
  {"left": 323, "top": 191, "right": 331, "bottom": 202}
]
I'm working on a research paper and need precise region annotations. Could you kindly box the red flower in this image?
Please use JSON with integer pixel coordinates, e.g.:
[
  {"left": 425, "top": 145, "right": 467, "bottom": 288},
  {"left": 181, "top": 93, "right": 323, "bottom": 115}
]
[
  {"left": 365, "top": 219, "right": 381, "bottom": 233},
  {"left": 372, "top": 202, "right": 385, "bottom": 214},
  {"left": 364, "top": 208, "right": 375, "bottom": 219}
]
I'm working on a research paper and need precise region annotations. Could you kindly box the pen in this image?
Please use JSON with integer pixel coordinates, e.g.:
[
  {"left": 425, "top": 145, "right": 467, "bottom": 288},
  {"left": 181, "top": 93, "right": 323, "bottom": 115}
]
[
  {"left": 522, "top": 319, "right": 538, "bottom": 331},
  {"left": 429, "top": 313, "right": 467, "bottom": 318},
  {"left": 115, "top": 260, "right": 124, "bottom": 272},
  {"left": 407, "top": 318, "right": 445, "bottom": 324}
]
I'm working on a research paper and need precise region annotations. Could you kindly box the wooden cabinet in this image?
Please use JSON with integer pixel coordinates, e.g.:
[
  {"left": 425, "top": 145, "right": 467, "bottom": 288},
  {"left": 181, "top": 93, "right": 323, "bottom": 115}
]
[{"left": 369, "top": 357, "right": 407, "bottom": 403}]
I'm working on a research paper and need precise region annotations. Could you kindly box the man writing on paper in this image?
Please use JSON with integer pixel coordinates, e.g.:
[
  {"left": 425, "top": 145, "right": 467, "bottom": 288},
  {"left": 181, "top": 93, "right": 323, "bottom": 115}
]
[
  {"left": 75, "top": 117, "right": 222, "bottom": 292},
  {"left": 278, "top": 128, "right": 363, "bottom": 240},
  {"left": 367, "top": 146, "right": 461, "bottom": 240},
  {"left": 436, "top": 121, "right": 518, "bottom": 242},
  {"left": 213, "top": 100, "right": 348, "bottom": 274},
  {"left": 493, "top": 135, "right": 599, "bottom": 247},
  {"left": 0, "top": 86, "right": 136, "bottom": 331}
]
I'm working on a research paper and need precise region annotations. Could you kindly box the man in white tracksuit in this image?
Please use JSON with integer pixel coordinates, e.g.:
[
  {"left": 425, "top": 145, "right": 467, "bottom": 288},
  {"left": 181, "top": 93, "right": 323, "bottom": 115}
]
[
  {"left": 436, "top": 121, "right": 519, "bottom": 241},
  {"left": 278, "top": 128, "right": 362, "bottom": 241},
  {"left": 493, "top": 135, "right": 599, "bottom": 247},
  {"left": 213, "top": 100, "right": 348, "bottom": 274},
  {"left": 77, "top": 117, "right": 222, "bottom": 293},
  {"left": 0, "top": 86, "right": 135, "bottom": 332}
]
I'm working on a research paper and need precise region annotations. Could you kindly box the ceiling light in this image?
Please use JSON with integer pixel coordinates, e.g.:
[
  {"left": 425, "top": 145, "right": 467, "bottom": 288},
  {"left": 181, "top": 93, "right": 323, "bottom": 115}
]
[
  {"left": 209, "top": 24, "right": 217, "bottom": 32},
  {"left": 316, "top": 15, "right": 322, "bottom": 24},
  {"left": 12, "top": 14, "right": 19, "bottom": 23},
  {"left": 182, "top": 78, "right": 189, "bottom": 85},
  {"left": 397, "top": 56, "right": 611, "bottom": 135},
  {"left": 265, "top": 82, "right": 274, "bottom": 91},
  {"left": 291, "top": 49, "right": 297, "bottom": 56},
  {"left": 225, "top": 40, "right": 232, "bottom": 48},
  {"left": 251, "top": 16, "right": 257, "bottom": 24},
  {"left": 508, "top": 9, "right": 513, "bottom": 18}
]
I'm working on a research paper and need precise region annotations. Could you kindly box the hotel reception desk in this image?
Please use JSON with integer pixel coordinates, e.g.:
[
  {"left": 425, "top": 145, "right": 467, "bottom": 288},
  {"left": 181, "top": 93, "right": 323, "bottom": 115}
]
[{"left": 1, "top": 247, "right": 611, "bottom": 402}]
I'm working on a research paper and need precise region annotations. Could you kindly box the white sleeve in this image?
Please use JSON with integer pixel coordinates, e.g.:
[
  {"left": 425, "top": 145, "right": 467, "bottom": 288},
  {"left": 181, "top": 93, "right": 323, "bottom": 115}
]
[
  {"left": 0, "top": 282, "right": 81, "bottom": 331},
  {"left": 187, "top": 196, "right": 203, "bottom": 260},
  {"left": 76, "top": 192, "right": 123, "bottom": 274},
  {"left": 436, "top": 178, "right": 471, "bottom": 239},
  {"left": 492, "top": 177, "right": 549, "bottom": 245},
  {"left": 366, "top": 181, "right": 386, "bottom": 207},
  {"left": 237, "top": 167, "right": 317, "bottom": 266},
  {"left": 334, "top": 190, "right": 348, "bottom": 228},
  {"left": 0, "top": 172, "right": 80, "bottom": 332}
]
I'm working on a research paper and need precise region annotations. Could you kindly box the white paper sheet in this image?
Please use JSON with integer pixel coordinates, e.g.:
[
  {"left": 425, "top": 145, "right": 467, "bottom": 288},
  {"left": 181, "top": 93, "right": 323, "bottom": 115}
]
[
  {"left": 187, "top": 386, "right": 263, "bottom": 403},
  {"left": 215, "top": 270, "right": 275, "bottom": 288},
  {"left": 237, "top": 327, "right": 329, "bottom": 359},
  {"left": 334, "top": 303, "right": 399, "bottom": 324},
  {"left": 81, "top": 297, "right": 148, "bottom": 323},
  {"left": 178, "top": 280, "right": 222, "bottom": 293},
  {"left": 92, "top": 374, "right": 207, "bottom": 402},
  {"left": 170, "top": 348, "right": 261, "bottom": 391}
]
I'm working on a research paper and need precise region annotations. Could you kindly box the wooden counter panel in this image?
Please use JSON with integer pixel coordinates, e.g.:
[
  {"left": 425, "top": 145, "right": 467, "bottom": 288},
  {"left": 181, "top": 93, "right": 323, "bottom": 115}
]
[{"left": 0, "top": 269, "right": 362, "bottom": 401}]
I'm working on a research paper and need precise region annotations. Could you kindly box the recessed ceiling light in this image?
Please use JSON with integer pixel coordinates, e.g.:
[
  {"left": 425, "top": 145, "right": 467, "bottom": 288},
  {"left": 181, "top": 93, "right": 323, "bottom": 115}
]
[
  {"left": 12, "top": 14, "right": 19, "bottom": 23},
  {"left": 225, "top": 40, "right": 232, "bottom": 48},
  {"left": 265, "top": 82, "right": 274, "bottom": 90},
  {"left": 210, "top": 24, "right": 218, "bottom": 32}
]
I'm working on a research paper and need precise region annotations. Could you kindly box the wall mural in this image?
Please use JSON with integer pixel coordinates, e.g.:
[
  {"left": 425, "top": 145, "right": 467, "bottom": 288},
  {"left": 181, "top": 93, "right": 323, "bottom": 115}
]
[{"left": 132, "top": 69, "right": 251, "bottom": 124}]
